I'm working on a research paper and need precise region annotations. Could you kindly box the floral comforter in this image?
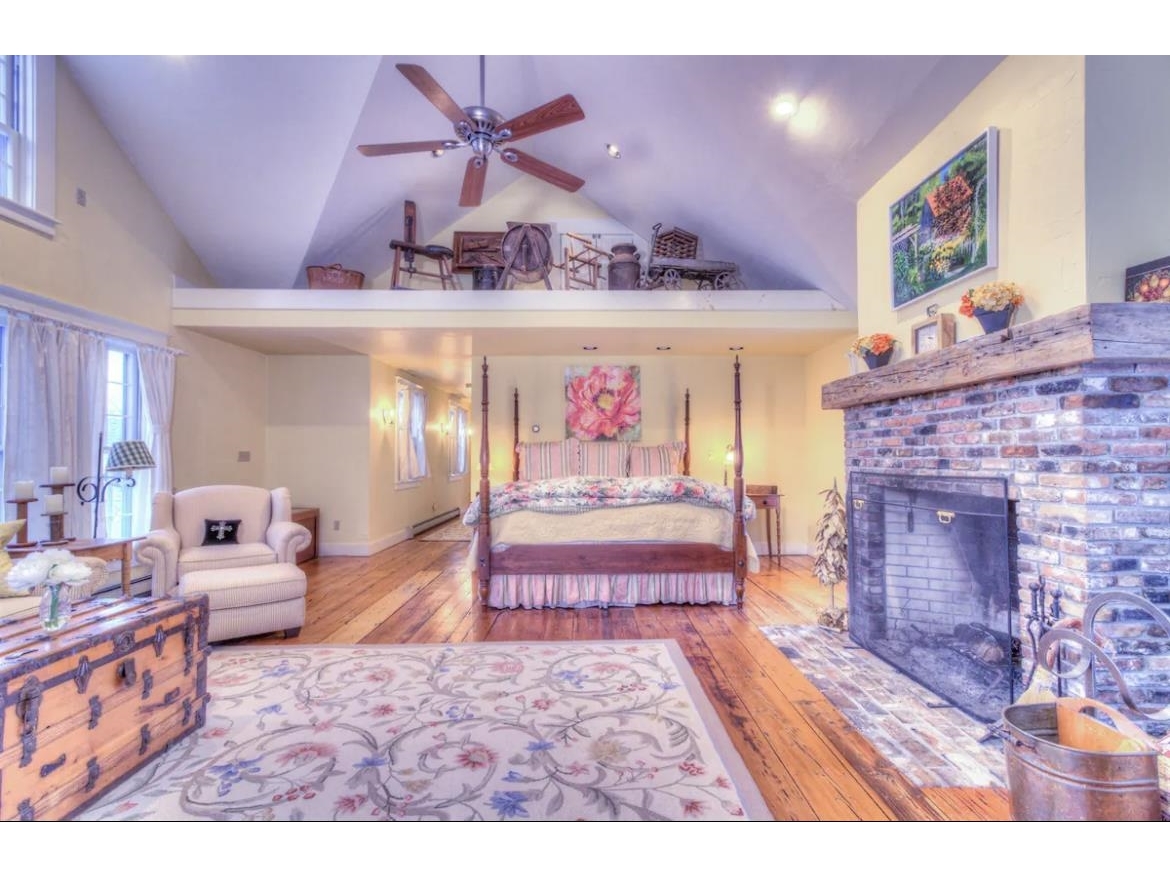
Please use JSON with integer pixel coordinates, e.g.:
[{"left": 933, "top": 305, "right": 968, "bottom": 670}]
[{"left": 462, "top": 476, "right": 756, "bottom": 526}]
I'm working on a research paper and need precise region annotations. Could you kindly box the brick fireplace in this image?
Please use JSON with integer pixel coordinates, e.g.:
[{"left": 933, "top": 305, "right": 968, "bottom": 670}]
[{"left": 823, "top": 304, "right": 1170, "bottom": 730}]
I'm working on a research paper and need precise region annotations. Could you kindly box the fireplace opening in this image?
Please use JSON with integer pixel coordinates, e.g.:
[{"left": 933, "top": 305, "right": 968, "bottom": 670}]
[{"left": 846, "top": 472, "right": 1018, "bottom": 724}]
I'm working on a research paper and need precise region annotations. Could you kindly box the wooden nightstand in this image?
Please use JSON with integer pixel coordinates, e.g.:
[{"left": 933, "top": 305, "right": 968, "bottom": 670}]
[
  {"left": 291, "top": 507, "right": 319, "bottom": 564},
  {"left": 745, "top": 484, "right": 782, "bottom": 558}
]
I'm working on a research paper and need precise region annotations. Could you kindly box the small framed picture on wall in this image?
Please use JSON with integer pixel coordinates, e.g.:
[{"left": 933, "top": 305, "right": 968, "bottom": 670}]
[{"left": 911, "top": 313, "right": 956, "bottom": 355}]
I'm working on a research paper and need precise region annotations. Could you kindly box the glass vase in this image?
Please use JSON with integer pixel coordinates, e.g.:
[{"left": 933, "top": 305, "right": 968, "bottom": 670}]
[{"left": 39, "top": 582, "right": 72, "bottom": 632}]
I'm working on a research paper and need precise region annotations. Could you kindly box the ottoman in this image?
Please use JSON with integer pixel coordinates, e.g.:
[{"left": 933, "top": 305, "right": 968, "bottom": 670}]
[{"left": 178, "top": 561, "right": 306, "bottom": 643}]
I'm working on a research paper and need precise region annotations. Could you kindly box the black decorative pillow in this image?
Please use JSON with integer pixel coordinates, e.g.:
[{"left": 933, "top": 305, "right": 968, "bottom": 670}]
[{"left": 202, "top": 519, "right": 242, "bottom": 546}]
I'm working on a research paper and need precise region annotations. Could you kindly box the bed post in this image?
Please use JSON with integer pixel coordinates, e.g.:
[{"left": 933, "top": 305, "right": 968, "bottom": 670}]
[
  {"left": 512, "top": 388, "right": 520, "bottom": 482},
  {"left": 732, "top": 357, "right": 746, "bottom": 606},
  {"left": 683, "top": 388, "right": 691, "bottom": 476},
  {"left": 477, "top": 357, "right": 492, "bottom": 604}
]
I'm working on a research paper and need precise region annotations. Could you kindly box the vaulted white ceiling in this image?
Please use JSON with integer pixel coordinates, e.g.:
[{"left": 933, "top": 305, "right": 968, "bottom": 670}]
[{"left": 63, "top": 55, "right": 1005, "bottom": 308}]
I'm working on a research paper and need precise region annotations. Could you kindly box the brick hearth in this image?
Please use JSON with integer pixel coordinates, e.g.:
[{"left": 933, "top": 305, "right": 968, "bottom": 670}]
[{"left": 823, "top": 304, "right": 1170, "bottom": 727}]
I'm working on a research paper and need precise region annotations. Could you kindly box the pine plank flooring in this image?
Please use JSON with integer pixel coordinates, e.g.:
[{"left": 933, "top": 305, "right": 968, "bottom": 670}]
[{"left": 231, "top": 538, "right": 1010, "bottom": 821}]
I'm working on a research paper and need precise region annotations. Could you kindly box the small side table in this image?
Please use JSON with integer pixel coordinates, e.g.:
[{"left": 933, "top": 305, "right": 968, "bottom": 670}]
[
  {"left": 9, "top": 536, "right": 142, "bottom": 596},
  {"left": 746, "top": 484, "right": 782, "bottom": 559},
  {"left": 291, "top": 507, "right": 319, "bottom": 564}
]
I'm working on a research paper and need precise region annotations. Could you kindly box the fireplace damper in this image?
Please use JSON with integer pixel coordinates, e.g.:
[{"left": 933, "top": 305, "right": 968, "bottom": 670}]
[{"left": 847, "top": 472, "right": 1017, "bottom": 723}]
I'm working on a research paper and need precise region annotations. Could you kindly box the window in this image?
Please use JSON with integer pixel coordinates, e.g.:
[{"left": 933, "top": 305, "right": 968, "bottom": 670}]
[
  {"left": 0, "top": 320, "right": 6, "bottom": 504},
  {"left": 102, "top": 345, "right": 143, "bottom": 538},
  {"left": 396, "top": 377, "right": 428, "bottom": 485},
  {"left": 448, "top": 403, "right": 468, "bottom": 479},
  {"left": 0, "top": 55, "right": 56, "bottom": 236}
]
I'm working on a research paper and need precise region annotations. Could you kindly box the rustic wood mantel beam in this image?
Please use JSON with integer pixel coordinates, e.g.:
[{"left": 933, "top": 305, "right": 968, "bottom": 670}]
[{"left": 822, "top": 304, "right": 1170, "bottom": 410}]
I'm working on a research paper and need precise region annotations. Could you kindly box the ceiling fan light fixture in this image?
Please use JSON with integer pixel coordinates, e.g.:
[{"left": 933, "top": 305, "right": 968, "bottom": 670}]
[
  {"left": 431, "top": 148, "right": 444, "bottom": 158},
  {"left": 605, "top": 143, "right": 622, "bottom": 159}
]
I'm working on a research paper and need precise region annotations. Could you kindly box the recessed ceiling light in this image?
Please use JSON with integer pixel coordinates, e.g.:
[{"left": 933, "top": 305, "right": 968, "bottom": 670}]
[
  {"left": 770, "top": 95, "right": 800, "bottom": 120},
  {"left": 605, "top": 143, "right": 622, "bottom": 159},
  {"left": 729, "top": 346, "right": 743, "bottom": 351},
  {"left": 583, "top": 345, "right": 598, "bottom": 351},
  {"left": 656, "top": 345, "right": 672, "bottom": 351}
]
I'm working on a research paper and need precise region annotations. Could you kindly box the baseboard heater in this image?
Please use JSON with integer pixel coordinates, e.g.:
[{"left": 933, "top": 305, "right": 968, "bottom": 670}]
[{"left": 409, "top": 507, "right": 460, "bottom": 538}]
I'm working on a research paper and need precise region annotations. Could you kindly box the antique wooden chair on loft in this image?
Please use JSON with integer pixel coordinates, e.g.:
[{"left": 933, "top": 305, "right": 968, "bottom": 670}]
[{"left": 389, "top": 200, "right": 460, "bottom": 290}]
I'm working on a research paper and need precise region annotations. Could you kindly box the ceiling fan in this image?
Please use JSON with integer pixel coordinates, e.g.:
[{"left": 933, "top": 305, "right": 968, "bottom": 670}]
[{"left": 358, "top": 57, "right": 586, "bottom": 207}]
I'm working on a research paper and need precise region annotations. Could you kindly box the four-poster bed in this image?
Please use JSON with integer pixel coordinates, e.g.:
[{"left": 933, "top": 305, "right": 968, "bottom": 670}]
[{"left": 463, "top": 357, "right": 756, "bottom": 609}]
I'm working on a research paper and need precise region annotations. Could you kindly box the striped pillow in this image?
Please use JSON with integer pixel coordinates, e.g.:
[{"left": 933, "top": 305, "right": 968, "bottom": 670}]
[
  {"left": 516, "top": 438, "right": 581, "bottom": 480},
  {"left": 629, "top": 442, "right": 687, "bottom": 477},
  {"left": 580, "top": 441, "right": 631, "bottom": 477}
]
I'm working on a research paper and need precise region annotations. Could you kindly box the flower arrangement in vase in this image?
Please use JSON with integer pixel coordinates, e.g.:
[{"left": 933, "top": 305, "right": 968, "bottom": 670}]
[
  {"left": 850, "top": 333, "right": 897, "bottom": 369},
  {"left": 5, "top": 548, "right": 93, "bottom": 631},
  {"left": 960, "top": 281, "right": 1023, "bottom": 333}
]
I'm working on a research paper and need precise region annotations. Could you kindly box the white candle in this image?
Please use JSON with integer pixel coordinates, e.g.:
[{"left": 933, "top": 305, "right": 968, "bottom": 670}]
[
  {"left": 44, "top": 494, "right": 65, "bottom": 514},
  {"left": 49, "top": 466, "right": 70, "bottom": 484},
  {"left": 13, "top": 480, "right": 35, "bottom": 500}
]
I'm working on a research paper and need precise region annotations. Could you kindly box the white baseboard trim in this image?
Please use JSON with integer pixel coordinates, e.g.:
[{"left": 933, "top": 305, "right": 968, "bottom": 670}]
[
  {"left": 318, "top": 528, "right": 410, "bottom": 557},
  {"left": 751, "top": 538, "right": 809, "bottom": 558}
]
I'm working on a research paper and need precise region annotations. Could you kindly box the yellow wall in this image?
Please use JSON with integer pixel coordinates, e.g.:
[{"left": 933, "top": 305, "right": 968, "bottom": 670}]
[
  {"left": 802, "top": 333, "right": 853, "bottom": 544},
  {"left": 170, "top": 328, "right": 269, "bottom": 491},
  {"left": 472, "top": 353, "right": 816, "bottom": 553},
  {"left": 856, "top": 56, "right": 1087, "bottom": 352},
  {"left": 262, "top": 354, "right": 470, "bottom": 554},
  {"left": 266, "top": 355, "right": 371, "bottom": 548},
  {"left": 0, "top": 60, "right": 215, "bottom": 330}
]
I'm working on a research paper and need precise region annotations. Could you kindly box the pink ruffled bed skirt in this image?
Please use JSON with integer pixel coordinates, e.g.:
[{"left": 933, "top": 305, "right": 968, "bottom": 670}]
[{"left": 486, "top": 571, "right": 738, "bottom": 609}]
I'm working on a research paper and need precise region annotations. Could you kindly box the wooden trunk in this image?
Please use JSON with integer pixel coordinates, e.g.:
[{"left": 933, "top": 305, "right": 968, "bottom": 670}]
[{"left": 0, "top": 595, "right": 210, "bottom": 821}]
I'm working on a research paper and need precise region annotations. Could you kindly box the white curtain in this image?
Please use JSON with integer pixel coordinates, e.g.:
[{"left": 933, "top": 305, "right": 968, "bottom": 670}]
[
  {"left": 4, "top": 311, "right": 106, "bottom": 543},
  {"left": 137, "top": 345, "right": 176, "bottom": 530}
]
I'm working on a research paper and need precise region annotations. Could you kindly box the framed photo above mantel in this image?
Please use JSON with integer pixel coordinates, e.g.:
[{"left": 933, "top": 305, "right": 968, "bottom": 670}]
[
  {"left": 911, "top": 313, "right": 956, "bottom": 355},
  {"left": 890, "top": 127, "right": 999, "bottom": 310}
]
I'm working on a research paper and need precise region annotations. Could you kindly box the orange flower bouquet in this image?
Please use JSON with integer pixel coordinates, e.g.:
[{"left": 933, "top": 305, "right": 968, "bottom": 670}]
[
  {"left": 959, "top": 281, "right": 1023, "bottom": 317},
  {"left": 849, "top": 333, "right": 897, "bottom": 357}
]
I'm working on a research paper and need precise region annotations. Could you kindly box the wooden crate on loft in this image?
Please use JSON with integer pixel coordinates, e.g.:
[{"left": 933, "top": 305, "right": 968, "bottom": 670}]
[{"left": 651, "top": 226, "right": 700, "bottom": 261}]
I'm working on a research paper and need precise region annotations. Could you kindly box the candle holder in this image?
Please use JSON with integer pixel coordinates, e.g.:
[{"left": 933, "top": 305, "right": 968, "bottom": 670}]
[
  {"left": 38, "top": 482, "right": 77, "bottom": 544},
  {"left": 42, "top": 511, "right": 69, "bottom": 546},
  {"left": 4, "top": 498, "right": 38, "bottom": 548}
]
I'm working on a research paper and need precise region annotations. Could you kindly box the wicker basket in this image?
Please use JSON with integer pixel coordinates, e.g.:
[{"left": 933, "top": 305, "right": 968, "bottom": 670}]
[
  {"left": 306, "top": 264, "right": 365, "bottom": 290},
  {"left": 652, "top": 227, "right": 700, "bottom": 261}
]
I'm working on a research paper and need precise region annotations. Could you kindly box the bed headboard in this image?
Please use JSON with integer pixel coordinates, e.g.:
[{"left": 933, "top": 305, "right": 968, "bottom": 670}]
[{"left": 509, "top": 382, "right": 693, "bottom": 480}]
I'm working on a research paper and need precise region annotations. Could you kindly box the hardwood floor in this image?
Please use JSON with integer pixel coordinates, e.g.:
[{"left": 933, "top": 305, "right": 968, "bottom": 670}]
[{"left": 232, "top": 537, "right": 1010, "bottom": 821}]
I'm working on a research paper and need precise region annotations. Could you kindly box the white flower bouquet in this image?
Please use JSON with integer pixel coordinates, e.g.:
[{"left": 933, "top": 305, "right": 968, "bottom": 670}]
[
  {"left": 5, "top": 548, "right": 94, "bottom": 593},
  {"left": 6, "top": 548, "right": 95, "bottom": 632}
]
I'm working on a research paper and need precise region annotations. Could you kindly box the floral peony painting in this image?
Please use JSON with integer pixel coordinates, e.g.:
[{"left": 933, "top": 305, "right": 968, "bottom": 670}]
[{"left": 565, "top": 365, "right": 641, "bottom": 441}]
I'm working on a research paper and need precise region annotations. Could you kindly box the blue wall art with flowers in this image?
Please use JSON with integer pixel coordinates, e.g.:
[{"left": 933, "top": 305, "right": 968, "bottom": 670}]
[{"left": 564, "top": 365, "right": 642, "bottom": 441}]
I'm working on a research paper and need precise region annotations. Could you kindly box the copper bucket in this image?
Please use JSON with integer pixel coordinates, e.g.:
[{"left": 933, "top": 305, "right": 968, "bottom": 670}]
[{"left": 1002, "top": 700, "right": 1162, "bottom": 821}]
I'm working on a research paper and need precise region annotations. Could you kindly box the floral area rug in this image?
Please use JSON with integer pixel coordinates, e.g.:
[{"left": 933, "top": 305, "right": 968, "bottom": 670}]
[{"left": 77, "top": 640, "right": 770, "bottom": 821}]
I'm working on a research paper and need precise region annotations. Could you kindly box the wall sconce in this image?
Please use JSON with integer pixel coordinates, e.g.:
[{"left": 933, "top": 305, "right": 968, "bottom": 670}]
[
  {"left": 76, "top": 432, "right": 156, "bottom": 539},
  {"left": 723, "top": 444, "right": 735, "bottom": 487},
  {"left": 381, "top": 408, "right": 394, "bottom": 428}
]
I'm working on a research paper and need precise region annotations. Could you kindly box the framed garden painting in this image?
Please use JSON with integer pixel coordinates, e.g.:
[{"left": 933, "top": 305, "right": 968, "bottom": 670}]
[
  {"left": 890, "top": 127, "right": 999, "bottom": 309},
  {"left": 564, "top": 365, "right": 642, "bottom": 441}
]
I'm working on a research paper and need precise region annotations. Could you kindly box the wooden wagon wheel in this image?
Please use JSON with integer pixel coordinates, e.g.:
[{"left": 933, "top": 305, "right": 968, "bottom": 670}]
[
  {"left": 496, "top": 224, "right": 553, "bottom": 288},
  {"left": 715, "top": 271, "right": 741, "bottom": 290},
  {"left": 662, "top": 268, "right": 683, "bottom": 290}
]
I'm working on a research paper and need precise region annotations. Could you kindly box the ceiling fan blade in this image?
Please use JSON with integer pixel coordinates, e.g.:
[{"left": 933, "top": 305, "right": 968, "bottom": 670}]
[
  {"left": 396, "top": 63, "right": 472, "bottom": 127},
  {"left": 500, "top": 95, "right": 585, "bottom": 143},
  {"left": 460, "top": 157, "right": 488, "bottom": 207},
  {"left": 502, "top": 148, "right": 584, "bottom": 193},
  {"left": 357, "top": 140, "right": 451, "bottom": 157}
]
